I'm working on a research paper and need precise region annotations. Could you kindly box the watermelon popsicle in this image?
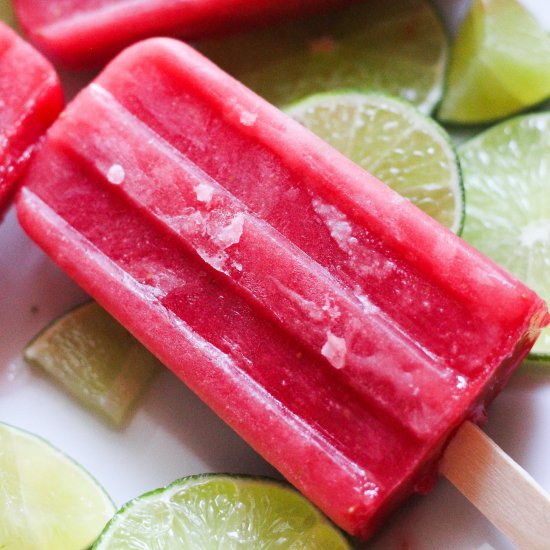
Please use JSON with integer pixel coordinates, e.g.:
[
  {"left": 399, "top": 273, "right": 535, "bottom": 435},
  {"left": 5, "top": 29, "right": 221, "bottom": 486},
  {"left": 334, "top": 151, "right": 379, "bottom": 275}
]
[
  {"left": 16, "top": 39, "right": 548, "bottom": 539},
  {"left": 13, "top": 0, "right": 357, "bottom": 68},
  {"left": 0, "top": 22, "right": 63, "bottom": 217}
]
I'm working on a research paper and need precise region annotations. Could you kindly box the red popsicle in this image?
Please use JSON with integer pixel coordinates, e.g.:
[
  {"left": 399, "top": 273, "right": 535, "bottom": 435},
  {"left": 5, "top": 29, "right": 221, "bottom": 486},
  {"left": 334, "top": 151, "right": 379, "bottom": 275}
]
[
  {"left": 16, "top": 39, "right": 548, "bottom": 539},
  {"left": 13, "top": 0, "right": 357, "bottom": 67},
  {"left": 0, "top": 22, "right": 63, "bottom": 217}
]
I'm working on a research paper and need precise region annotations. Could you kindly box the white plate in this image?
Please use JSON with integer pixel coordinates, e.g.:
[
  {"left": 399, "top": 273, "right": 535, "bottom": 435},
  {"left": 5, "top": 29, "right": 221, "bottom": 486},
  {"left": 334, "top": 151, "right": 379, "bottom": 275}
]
[{"left": 1, "top": 1, "right": 550, "bottom": 548}]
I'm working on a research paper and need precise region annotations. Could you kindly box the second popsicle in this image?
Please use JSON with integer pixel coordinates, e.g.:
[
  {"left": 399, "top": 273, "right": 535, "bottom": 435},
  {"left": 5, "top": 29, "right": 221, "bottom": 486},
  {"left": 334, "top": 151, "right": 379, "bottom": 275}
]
[
  {"left": 0, "top": 22, "right": 63, "bottom": 217},
  {"left": 13, "top": 0, "right": 358, "bottom": 67}
]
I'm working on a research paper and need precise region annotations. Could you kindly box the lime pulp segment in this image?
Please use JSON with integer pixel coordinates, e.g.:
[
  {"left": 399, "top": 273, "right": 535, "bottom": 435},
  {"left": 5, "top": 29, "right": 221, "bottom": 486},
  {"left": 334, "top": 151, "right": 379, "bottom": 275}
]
[
  {"left": 24, "top": 301, "right": 161, "bottom": 427},
  {"left": 286, "top": 91, "right": 464, "bottom": 233},
  {"left": 92, "top": 474, "right": 351, "bottom": 549},
  {"left": 199, "top": 0, "right": 448, "bottom": 114},
  {"left": 0, "top": 422, "right": 115, "bottom": 549},
  {"left": 437, "top": 0, "right": 550, "bottom": 124},
  {"left": 459, "top": 113, "right": 550, "bottom": 358}
]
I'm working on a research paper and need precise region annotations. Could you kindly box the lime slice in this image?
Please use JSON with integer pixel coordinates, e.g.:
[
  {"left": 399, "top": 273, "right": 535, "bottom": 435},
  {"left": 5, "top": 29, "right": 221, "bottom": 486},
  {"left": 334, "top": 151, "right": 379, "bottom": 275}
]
[
  {"left": 93, "top": 474, "right": 351, "bottom": 549},
  {"left": 459, "top": 114, "right": 550, "bottom": 358},
  {"left": 24, "top": 301, "right": 161, "bottom": 427},
  {"left": 199, "top": 0, "right": 448, "bottom": 114},
  {"left": 0, "top": 422, "right": 115, "bottom": 548},
  {"left": 286, "top": 91, "right": 464, "bottom": 233},
  {"left": 438, "top": 0, "right": 550, "bottom": 124}
]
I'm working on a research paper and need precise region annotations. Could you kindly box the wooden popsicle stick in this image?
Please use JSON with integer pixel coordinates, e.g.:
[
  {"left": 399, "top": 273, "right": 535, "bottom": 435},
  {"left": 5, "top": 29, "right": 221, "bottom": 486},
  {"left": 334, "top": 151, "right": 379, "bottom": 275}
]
[{"left": 440, "top": 420, "right": 550, "bottom": 550}]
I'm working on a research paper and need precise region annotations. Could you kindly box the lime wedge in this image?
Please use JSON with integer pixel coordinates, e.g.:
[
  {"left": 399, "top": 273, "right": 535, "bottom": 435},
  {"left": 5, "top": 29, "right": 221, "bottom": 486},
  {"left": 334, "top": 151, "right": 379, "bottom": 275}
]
[
  {"left": 92, "top": 474, "right": 350, "bottom": 549},
  {"left": 286, "top": 91, "right": 464, "bottom": 233},
  {"left": 24, "top": 301, "right": 161, "bottom": 427},
  {"left": 438, "top": 0, "right": 550, "bottom": 124},
  {"left": 0, "top": 422, "right": 115, "bottom": 549},
  {"left": 199, "top": 0, "right": 448, "bottom": 114},
  {"left": 459, "top": 114, "right": 550, "bottom": 358}
]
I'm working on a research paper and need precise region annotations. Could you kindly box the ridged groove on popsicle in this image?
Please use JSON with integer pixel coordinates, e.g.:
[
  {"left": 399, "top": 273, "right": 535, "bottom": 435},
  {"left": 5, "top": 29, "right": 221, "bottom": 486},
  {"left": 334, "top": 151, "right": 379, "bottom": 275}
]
[
  {"left": 17, "top": 128, "right": 544, "bottom": 541},
  {"left": 18, "top": 183, "right": 421, "bottom": 539},
  {"left": 94, "top": 40, "right": 542, "bottom": 375},
  {"left": 47, "top": 82, "right": 468, "bottom": 439}
]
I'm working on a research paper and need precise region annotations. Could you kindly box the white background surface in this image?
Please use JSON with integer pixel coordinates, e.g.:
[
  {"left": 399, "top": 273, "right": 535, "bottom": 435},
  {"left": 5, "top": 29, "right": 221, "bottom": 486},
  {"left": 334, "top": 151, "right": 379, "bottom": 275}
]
[{"left": 1, "top": 1, "right": 550, "bottom": 548}]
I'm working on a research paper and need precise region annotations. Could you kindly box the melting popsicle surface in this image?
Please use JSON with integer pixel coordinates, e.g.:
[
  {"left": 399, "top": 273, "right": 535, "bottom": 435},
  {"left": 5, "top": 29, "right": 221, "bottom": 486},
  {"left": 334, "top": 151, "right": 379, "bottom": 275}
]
[
  {"left": 0, "top": 22, "right": 63, "bottom": 216},
  {"left": 16, "top": 39, "right": 548, "bottom": 538}
]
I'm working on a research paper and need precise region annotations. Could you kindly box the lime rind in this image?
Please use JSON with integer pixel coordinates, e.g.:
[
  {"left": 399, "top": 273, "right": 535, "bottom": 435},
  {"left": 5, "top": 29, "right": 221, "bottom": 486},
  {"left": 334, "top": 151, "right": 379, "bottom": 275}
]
[
  {"left": 0, "top": 422, "right": 115, "bottom": 549},
  {"left": 286, "top": 90, "right": 464, "bottom": 234},
  {"left": 459, "top": 113, "right": 550, "bottom": 359},
  {"left": 438, "top": 0, "right": 550, "bottom": 125},
  {"left": 92, "top": 473, "right": 351, "bottom": 549},
  {"left": 199, "top": 0, "right": 448, "bottom": 115}
]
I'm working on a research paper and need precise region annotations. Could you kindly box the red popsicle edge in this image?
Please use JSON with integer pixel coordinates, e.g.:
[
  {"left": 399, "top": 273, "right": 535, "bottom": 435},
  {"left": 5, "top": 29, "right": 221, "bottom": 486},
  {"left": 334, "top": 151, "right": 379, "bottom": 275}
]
[{"left": 0, "top": 22, "right": 64, "bottom": 217}]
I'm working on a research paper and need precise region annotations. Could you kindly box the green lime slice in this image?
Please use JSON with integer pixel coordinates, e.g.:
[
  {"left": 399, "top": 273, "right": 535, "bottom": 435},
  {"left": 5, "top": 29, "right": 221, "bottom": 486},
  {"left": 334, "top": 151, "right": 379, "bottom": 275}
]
[
  {"left": 24, "top": 301, "right": 161, "bottom": 427},
  {"left": 286, "top": 91, "right": 464, "bottom": 233},
  {"left": 92, "top": 474, "right": 351, "bottom": 549},
  {"left": 438, "top": 0, "right": 550, "bottom": 124},
  {"left": 199, "top": 0, "right": 448, "bottom": 114},
  {"left": 459, "top": 114, "right": 550, "bottom": 358},
  {"left": 0, "top": 422, "right": 115, "bottom": 549}
]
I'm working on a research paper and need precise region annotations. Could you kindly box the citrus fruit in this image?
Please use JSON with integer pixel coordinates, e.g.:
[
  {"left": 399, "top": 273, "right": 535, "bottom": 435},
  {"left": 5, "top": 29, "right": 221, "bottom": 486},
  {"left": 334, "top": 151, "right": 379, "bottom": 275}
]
[
  {"left": 438, "top": 0, "right": 550, "bottom": 124},
  {"left": 93, "top": 474, "right": 351, "bottom": 549},
  {"left": 286, "top": 91, "right": 464, "bottom": 233},
  {"left": 459, "top": 113, "right": 550, "bottom": 358},
  {"left": 0, "top": 422, "right": 115, "bottom": 549},
  {"left": 24, "top": 301, "right": 161, "bottom": 427},
  {"left": 200, "top": 0, "right": 448, "bottom": 114}
]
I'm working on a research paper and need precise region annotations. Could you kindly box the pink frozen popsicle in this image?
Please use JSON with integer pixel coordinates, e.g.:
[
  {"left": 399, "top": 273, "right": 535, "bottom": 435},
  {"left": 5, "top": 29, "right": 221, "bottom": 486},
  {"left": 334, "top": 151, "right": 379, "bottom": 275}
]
[
  {"left": 0, "top": 22, "right": 63, "bottom": 217},
  {"left": 16, "top": 39, "right": 548, "bottom": 539},
  {"left": 13, "top": 0, "right": 357, "bottom": 67}
]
